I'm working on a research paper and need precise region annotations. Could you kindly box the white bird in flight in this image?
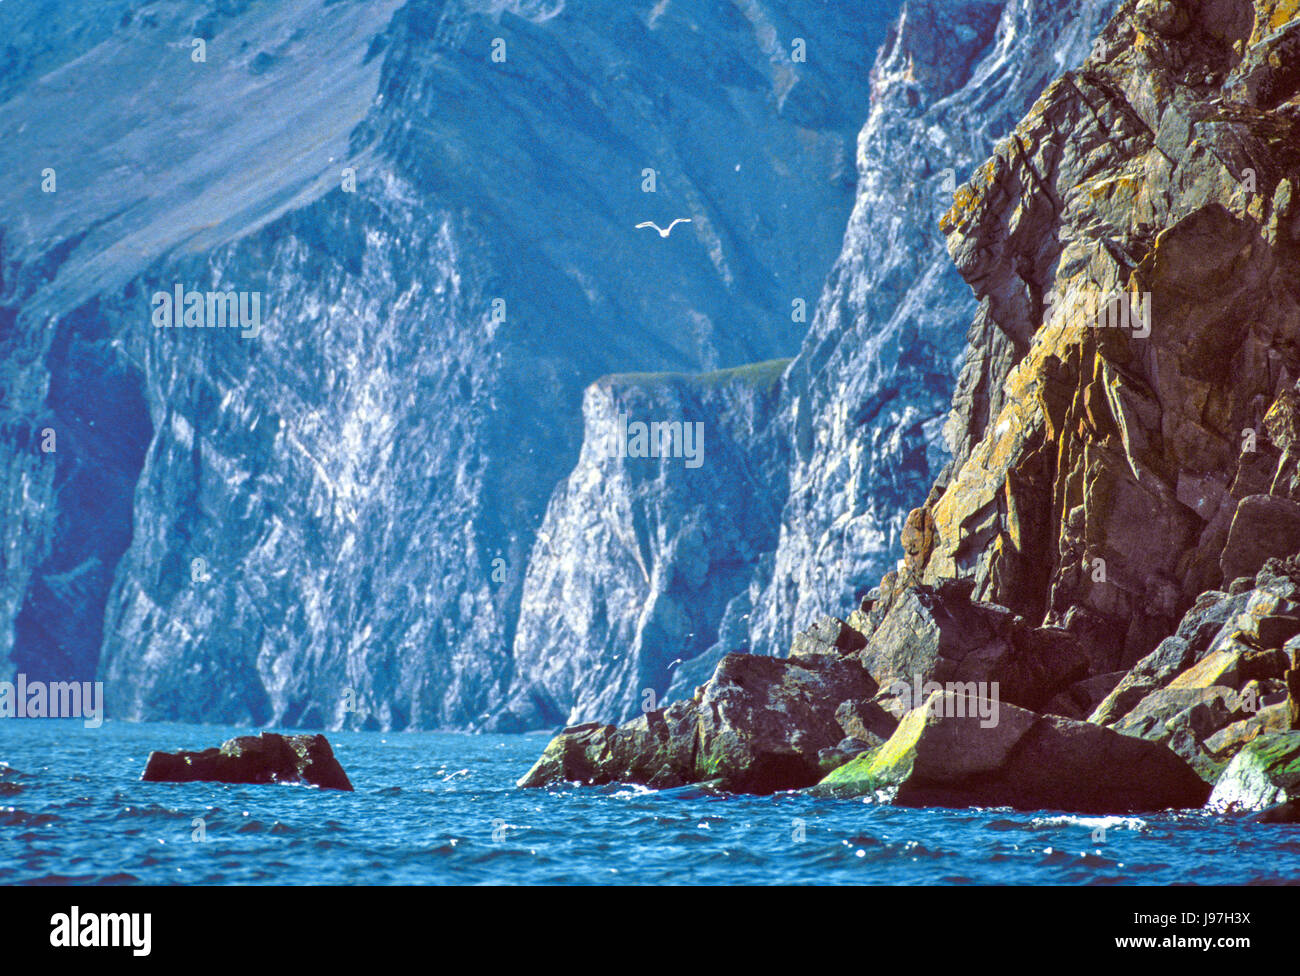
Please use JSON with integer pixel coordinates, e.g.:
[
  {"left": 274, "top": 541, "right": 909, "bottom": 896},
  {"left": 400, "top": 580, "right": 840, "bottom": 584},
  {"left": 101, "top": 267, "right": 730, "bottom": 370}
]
[{"left": 636, "top": 218, "right": 692, "bottom": 237}]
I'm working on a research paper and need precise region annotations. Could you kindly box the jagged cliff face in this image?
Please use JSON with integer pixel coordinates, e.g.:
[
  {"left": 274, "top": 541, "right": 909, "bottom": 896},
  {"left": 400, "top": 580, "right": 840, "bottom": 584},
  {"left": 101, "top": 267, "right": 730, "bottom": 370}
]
[
  {"left": 0, "top": 0, "right": 407, "bottom": 713},
  {"left": 743, "top": 0, "right": 1125, "bottom": 659},
  {"left": 0, "top": 0, "right": 892, "bottom": 728},
  {"left": 496, "top": 362, "right": 789, "bottom": 730},
  {"left": 484, "top": 0, "right": 1126, "bottom": 728},
  {"left": 518, "top": 0, "right": 1300, "bottom": 807},
  {"left": 915, "top": 0, "right": 1300, "bottom": 673}
]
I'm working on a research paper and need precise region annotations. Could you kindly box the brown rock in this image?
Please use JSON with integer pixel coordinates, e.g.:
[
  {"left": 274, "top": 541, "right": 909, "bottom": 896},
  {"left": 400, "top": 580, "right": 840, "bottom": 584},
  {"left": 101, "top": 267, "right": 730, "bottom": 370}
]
[
  {"left": 925, "top": 0, "right": 1300, "bottom": 684},
  {"left": 1221, "top": 495, "right": 1300, "bottom": 583},
  {"left": 789, "top": 616, "right": 867, "bottom": 659},
  {"left": 859, "top": 581, "right": 1088, "bottom": 713},
  {"left": 900, "top": 506, "right": 936, "bottom": 578},
  {"left": 519, "top": 652, "right": 878, "bottom": 793},
  {"left": 835, "top": 698, "right": 898, "bottom": 742},
  {"left": 142, "top": 732, "right": 353, "bottom": 791},
  {"left": 818, "top": 692, "right": 1210, "bottom": 812}
]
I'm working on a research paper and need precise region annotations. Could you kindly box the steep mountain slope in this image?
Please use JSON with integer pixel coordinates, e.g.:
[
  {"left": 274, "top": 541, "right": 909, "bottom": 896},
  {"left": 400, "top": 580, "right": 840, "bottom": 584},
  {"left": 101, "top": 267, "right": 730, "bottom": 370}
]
[
  {"left": 519, "top": 0, "right": 1300, "bottom": 810},
  {"left": 746, "top": 0, "right": 1125, "bottom": 661},
  {"left": 0, "top": 0, "right": 891, "bottom": 727},
  {"left": 502, "top": 0, "right": 1125, "bottom": 731},
  {"left": 496, "top": 361, "right": 789, "bottom": 729}
]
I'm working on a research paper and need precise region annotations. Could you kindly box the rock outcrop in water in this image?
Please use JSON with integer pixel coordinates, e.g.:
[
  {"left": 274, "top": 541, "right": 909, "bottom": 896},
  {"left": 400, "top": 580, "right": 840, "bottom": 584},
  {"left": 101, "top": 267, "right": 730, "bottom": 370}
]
[
  {"left": 814, "top": 691, "right": 1210, "bottom": 812},
  {"left": 1207, "top": 730, "right": 1300, "bottom": 813},
  {"left": 1088, "top": 557, "right": 1300, "bottom": 780},
  {"left": 142, "top": 732, "right": 353, "bottom": 791},
  {"left": 522, "top": 0, "right": 1300, "bottom": 813},
  {"left": 517, "top": 649, "right": 882, "bottom": 793}
]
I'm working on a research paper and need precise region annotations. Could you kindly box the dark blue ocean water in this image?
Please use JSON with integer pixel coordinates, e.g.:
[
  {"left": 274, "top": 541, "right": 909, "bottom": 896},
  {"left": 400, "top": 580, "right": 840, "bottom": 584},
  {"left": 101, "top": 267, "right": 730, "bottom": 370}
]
[{"left": 1, "top": 720, "right": 1297, "bottom": 885}]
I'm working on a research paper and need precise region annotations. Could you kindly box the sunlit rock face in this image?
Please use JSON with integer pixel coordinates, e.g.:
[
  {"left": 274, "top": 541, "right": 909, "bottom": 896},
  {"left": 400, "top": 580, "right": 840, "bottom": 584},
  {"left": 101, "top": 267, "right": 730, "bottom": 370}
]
[
  {"left": 917, "top": 0, "right": 1300, "bottom": 675},
  {"left": 742, "top": 0, "right": 1124, "bottom": 663},
  {"left": 0, "top": 0, "right": 891, "bottom": 727},
  {"left": 517, "top": 0, "right": 1300, "bottom": 804}
]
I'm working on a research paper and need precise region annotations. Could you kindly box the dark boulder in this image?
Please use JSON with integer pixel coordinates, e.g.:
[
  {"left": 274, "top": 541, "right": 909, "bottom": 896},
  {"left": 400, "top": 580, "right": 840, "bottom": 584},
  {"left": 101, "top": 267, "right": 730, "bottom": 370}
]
[
  {"left": 858, "top": 581, "right": 1089, "bottom": 712},
  {"left": 518, "top": 651, "right": 879, "bottom": 793},
  {"left": 142, "top": 732, "right": 353, "bottom": 791},
  {"left": 1249, "top": 799, "right": 1300, "bottom": 823},
  {"left": 815, "top": 691, "right": 1211, "bottom": 812}
]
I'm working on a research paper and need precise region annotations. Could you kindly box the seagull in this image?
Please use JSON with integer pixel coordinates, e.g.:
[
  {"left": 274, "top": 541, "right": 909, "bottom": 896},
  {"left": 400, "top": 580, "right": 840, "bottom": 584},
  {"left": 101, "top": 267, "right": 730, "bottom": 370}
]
[{"left": 636, "top": 218, "right": 692, "bottom": 237}]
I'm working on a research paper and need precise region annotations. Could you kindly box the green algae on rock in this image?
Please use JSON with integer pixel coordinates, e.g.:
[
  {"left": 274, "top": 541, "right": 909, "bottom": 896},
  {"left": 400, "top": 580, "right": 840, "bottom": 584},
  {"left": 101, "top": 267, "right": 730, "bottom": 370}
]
[
  {"left": 1207, "top": 731, "right": 1300, "bottom": 812},
  {"left": 812, "top": 691, "right": 1210, "bottom": 813}
]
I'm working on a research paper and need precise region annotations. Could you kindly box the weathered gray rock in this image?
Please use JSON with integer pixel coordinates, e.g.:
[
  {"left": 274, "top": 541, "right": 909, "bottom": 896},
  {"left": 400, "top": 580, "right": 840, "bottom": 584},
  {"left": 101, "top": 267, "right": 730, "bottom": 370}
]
[
  {"left": 1093, "top": 563, "right": 1300, "bottom": 776},
  {"left": 834, "top": 697, "right": 898, "bottom": 742},
  {"left": 1221, "top": 495, "right": 1300, "bottom": 583},
  {"left": 141, "top": 732, "right": 353, "bottom": 791},
  {"left": 790, "top": 616, "right": 868, "bottom": 660},
  {"left": 1089, "top": 577, "right": 1289, "bottom": 725}
]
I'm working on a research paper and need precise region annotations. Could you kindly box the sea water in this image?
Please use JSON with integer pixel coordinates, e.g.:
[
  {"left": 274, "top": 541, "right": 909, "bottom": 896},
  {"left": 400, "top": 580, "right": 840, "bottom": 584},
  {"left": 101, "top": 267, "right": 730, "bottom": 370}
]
[{"left": 1, "top": 720, "right": 1296, "bottom": 885}]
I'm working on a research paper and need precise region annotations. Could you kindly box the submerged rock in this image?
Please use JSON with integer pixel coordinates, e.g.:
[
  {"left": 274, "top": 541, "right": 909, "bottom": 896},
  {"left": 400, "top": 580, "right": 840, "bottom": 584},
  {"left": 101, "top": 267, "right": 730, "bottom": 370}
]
[
  {"left": 1248, "top": 799, "right": 1300, "bottom": 823},
  {"left": 141, "top": 732, "right": 353, "bottom": 791},
  {"left": 814, "top": 691, "right": 1210, "bottom": 813}
]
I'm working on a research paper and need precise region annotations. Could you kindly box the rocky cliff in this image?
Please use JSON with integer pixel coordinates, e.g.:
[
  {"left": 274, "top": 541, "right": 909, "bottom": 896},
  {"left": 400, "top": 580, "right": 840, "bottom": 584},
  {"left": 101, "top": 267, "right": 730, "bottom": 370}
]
[
  {"left": 503, "top": 0, "right": 1126, "bottom": 728},
  {"left": 494, "top": 361, "right": 789, "bottom": 730},
  {"left": 920, "top": 0, "right": 1300, "bottom": 672},
  {"left": 521, "top": 0, "right": 1300, "bottom": 816},
  {"left": 0, "top": 0, "right": 893, "bottom": 728},
  {"left": 746, "top": 0, "right": 1126, "bottom": 662}
]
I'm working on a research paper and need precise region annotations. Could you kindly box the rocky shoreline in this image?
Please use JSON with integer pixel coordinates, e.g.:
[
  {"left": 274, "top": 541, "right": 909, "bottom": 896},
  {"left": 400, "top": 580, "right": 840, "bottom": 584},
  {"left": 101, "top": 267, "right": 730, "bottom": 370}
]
[{"left": 519, "top": 0, "right": 1300, "bottom": 818}]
